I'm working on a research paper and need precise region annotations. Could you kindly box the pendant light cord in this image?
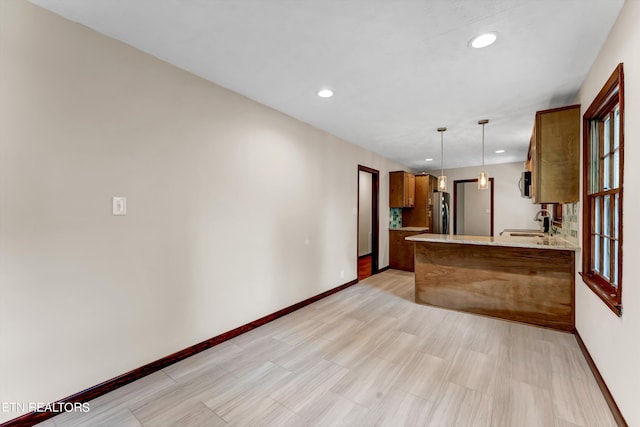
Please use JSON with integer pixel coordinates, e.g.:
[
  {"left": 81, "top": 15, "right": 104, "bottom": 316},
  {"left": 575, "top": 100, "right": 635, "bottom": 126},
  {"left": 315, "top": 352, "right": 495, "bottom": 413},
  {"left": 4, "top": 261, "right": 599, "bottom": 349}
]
[
  {"left": 440, "top": 131, "right": 444, "bottom": 177},
  {"left": 482, "top": 123, "right": 485, "bottom": 169}
]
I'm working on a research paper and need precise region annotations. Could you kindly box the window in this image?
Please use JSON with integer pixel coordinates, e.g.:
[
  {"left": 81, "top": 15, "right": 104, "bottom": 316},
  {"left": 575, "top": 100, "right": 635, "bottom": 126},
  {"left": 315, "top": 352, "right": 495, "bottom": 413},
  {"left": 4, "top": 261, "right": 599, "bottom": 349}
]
[{"left": 581, "top": 63, "right": 624, "bottom": 316}]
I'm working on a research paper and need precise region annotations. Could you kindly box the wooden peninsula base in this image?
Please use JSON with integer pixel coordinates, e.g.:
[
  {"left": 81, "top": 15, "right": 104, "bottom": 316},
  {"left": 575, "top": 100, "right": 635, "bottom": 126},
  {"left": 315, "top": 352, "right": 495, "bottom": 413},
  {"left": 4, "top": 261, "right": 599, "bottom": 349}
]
[{"left": 413, "top": 240, "right": 575, "bottom": 331}]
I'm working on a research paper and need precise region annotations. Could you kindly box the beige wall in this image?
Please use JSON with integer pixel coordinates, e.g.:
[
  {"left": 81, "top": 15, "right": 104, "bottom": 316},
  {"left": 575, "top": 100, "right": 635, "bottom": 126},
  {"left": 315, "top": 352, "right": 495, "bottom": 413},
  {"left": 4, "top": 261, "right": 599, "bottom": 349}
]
[
  {"left": 576, "top": 1, "right": 640, "bottom": 425},
  {"left": 428, "top": 162, "right": 542, "bottom": 235},
  {"left": 0, "top": 1, "right": 406, "bottom": 421},
  {"left": 462, "top": 181, "right": 491, "bottom": 236}
]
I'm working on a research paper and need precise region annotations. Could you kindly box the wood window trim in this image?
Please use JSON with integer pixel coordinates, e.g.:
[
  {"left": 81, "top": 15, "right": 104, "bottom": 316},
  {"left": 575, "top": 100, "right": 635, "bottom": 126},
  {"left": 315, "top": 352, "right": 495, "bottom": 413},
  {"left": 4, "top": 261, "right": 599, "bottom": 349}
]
[
  {"left": 581, "top": 63, "right": 624, "bottom": 317},
  {"left": 579, "top": 272, "right": 622, "bottom": 316}
]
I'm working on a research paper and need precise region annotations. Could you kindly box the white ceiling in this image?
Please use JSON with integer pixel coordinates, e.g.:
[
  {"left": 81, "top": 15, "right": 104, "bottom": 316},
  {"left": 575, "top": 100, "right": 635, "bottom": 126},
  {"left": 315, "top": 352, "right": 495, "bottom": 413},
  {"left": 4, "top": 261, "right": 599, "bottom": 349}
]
[{"left": 29, "top": 0, "right": 624, "bottom": 171}]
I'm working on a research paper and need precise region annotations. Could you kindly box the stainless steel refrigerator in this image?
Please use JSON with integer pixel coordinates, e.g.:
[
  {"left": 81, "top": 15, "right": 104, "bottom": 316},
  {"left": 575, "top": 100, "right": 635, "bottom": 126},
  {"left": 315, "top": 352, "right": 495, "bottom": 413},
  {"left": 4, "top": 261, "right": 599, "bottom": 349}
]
[{"left": 432, "top": 191, "right": 450, "bottom": 234}]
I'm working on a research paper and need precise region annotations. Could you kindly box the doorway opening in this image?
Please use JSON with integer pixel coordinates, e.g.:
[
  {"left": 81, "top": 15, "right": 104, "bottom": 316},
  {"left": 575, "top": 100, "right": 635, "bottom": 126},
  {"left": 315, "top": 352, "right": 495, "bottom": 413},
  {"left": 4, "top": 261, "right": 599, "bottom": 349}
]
[
  {"left": 357, "top": 165, "right": 379, "bottom": 280},
  {"left": 453, "top": 178, "right": 495, "bottom": 236}
]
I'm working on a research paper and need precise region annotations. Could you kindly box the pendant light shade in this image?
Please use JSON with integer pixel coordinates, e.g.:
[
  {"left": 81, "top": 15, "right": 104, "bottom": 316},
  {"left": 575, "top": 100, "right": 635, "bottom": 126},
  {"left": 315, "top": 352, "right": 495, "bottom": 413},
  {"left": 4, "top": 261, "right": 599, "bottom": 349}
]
[
  {"left": 437, "top": 127, "right": 447, "bottom": 192},
  {"left": 437, "top": 175, "right": 447, "bottom": 192},
  {"left": 478, "top": 119, "right": 489, "bottom": 190},
  {"left": 478, "top": 171, "right": 488, "bottom": 189}
]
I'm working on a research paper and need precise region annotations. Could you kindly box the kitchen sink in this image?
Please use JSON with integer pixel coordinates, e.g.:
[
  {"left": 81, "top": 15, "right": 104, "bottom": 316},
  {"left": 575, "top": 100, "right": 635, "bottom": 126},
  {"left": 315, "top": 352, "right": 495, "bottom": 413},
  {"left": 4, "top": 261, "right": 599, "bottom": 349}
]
[{"left": 500, "top": 229, "right": 547, "bottom": 238}]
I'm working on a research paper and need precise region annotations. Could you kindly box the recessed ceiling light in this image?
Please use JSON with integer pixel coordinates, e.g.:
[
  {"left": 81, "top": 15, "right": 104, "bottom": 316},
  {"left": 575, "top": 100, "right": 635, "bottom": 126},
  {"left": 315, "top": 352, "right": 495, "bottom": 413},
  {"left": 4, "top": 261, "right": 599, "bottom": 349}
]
[
  {"left": 425, "top": 158, "right": 433, "bottom": 162},
  {"left": 495, "top": 149, "right": 505, "bottom": 154},
  {"left": 317, "top": 89, "right": 333, "bottom": 98},
  {"left": 470, "top": 33, "right": 497, "bottom": 49}
]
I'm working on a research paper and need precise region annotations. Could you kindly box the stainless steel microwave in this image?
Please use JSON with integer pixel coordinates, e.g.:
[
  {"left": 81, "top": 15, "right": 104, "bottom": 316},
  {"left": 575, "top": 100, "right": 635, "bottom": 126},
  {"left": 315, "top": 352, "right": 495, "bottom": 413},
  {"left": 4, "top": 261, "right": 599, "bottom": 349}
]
[{"left": 519, "top": 171, "right": 532, "bottom": 198}]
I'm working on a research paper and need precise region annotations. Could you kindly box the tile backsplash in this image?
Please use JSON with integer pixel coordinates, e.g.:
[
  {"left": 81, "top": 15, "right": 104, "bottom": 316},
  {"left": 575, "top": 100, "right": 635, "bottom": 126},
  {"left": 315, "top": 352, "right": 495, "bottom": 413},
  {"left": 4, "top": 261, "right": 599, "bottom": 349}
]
[
  {"left": 389, "top": 208, "right": 402, "bottom": 229},
  {"left": 559, "top": 202, "right": 579, "bottom": 245}
]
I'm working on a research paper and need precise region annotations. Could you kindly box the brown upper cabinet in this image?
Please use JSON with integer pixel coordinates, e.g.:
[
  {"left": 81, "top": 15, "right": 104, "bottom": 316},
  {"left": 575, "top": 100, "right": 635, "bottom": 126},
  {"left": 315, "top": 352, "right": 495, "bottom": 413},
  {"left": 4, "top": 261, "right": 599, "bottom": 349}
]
[
  {"left": 525, "top": 105, "right": 580, "bottom": 204},
  {"left": 389, "top": 171, "right": 415, "bottom": 208},
  {"left": 402, "top": 174, "right": 437, "bottom": 229}
]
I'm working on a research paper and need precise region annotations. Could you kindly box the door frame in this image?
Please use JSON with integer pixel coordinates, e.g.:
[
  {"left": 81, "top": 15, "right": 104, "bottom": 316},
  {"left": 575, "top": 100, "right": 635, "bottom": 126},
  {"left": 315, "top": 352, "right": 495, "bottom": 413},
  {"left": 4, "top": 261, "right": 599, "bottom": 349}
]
[
  {"left": 453, "top": 177, "right": 495, "bottom": 236},
  {"left": 357, "top": 165, "right": 380, "bottom": 275}
]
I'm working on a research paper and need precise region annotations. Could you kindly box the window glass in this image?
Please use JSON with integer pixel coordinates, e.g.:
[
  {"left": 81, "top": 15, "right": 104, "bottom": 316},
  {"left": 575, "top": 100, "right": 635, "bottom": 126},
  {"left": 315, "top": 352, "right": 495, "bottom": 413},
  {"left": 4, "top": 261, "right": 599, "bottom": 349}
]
[
  {"left": 604, "top": 115, "right": 611, "bottom": 153},
  {"left": 611, "top": 245, "right": 619, "bottom": 289},
  {"left": 614, "top": 107, "right": 620, "bottom": 149},
  {"left": 603, "top": 237, "right": 610, "bottom": 280},
  {"left": 603, "top": 195, "right": 610, "bottom": 237},
  {"left": 595, "top": 233, "right": 600, "bottom": 272},
  {"left": 603, "top": 154, "right": 610, "bottom": 190},
  {"left": 590, "top": 122, "right": 599, "bottom": 194},
  {"left": 595, "top": 196, "right": 600, "bottom": 234},
  {"left": 614, "top": 194, "right": 619, "bottom": 239},
  {"left": 612, "top": 150, "right": 620, "bottom": 188}
]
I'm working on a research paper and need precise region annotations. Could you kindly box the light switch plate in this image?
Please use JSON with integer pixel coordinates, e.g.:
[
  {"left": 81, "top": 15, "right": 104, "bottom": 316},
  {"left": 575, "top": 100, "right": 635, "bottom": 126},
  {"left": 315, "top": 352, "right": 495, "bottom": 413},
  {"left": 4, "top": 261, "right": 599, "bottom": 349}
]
[{"left": 112, "top": 197, "right": 127, "bottom": 215}]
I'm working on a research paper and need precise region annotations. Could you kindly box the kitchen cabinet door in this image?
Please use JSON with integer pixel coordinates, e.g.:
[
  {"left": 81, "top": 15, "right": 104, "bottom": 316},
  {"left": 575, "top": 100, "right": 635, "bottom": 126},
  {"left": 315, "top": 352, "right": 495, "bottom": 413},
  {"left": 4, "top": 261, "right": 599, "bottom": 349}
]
[
  {"left": 527, "top": 105, "right": 580, "bottom": 204},
  {"left": 402, "top": 174, "right": 436, "bottom": 230},
  {"left": 389, "top": 171, "right": 415, "bottom": 208},
  {"left": 389, "top": 229, "right": 427, "bottom": 271}
]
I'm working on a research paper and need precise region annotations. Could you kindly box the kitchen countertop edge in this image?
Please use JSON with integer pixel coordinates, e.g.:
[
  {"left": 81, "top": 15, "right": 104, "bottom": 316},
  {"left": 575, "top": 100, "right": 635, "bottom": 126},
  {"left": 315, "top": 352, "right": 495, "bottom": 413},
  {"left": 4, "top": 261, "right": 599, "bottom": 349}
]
[
  {"left": 406, "top": 233, "right": 580, "bottom": 251},
  {"left": 389, "top": 227, "right": 430, "bottom": 232}
]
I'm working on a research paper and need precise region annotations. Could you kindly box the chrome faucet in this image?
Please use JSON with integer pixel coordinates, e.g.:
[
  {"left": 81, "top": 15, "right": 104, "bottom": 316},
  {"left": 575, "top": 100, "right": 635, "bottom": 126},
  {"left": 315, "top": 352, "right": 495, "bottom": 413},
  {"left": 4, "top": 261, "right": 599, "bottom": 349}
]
[
  {"left": 534, "top": 209, "right": 553, "bottom": 232},
  {"left": 533, "top": 209, "right": 553, "bottom": 222}
]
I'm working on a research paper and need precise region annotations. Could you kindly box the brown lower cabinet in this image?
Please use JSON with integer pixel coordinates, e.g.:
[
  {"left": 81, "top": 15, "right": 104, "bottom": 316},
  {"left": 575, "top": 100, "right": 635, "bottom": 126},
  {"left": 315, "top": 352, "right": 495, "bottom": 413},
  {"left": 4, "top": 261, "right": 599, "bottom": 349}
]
[{"left": 389, "top": 228, "right": 428, "bottom": 271}]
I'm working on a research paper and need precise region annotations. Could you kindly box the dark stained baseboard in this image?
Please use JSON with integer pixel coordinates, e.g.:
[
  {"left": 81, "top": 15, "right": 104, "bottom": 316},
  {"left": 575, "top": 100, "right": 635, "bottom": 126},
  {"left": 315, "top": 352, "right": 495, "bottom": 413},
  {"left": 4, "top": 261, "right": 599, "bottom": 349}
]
[
  {"left": 377, "top": 265, "right": 390, "bottom": 273},
  {"left": 574, "top": 330, "right": 628, "bottom": 427},
  {"left": 0, "top": 279, "right": 359, "bottom": 427}
]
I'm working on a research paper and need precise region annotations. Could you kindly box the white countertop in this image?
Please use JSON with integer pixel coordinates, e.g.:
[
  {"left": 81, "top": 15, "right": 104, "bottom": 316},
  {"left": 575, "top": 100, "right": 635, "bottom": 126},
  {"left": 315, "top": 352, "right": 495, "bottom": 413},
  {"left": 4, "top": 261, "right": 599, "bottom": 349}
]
[
  {"left": 405, "top": 233, "right": 579, "bottom": 251},
  {"left": 389, "top": 227, "right": 430, "bottom": 232}
]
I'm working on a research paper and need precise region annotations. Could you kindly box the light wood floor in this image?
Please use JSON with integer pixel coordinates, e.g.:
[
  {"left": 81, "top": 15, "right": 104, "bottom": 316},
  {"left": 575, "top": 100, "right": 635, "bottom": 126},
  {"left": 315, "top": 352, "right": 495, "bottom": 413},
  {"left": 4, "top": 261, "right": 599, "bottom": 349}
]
[{"left": 40, "top": 270, "right": 616, "bottom": 426}]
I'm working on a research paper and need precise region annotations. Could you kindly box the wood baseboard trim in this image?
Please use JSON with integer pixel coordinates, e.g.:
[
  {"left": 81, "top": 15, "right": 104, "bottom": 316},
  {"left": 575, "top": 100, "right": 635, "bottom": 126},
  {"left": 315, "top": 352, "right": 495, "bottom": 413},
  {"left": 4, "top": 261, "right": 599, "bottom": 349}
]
[
  {"left": 377, "top": 265, "right": 390, "bottom": 273},
  {"left": 0, "top": 279, "right": 358, "bottom": 427},
  {"left": 574, "top": 329, "right": 628, "bottom": 427}
]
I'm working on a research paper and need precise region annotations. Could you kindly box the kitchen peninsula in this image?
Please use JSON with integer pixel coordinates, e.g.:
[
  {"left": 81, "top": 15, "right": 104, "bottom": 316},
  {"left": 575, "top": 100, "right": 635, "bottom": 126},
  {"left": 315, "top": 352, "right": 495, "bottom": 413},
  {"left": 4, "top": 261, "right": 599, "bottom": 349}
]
[{"left": 406, "top": 233, "right": 578, "bottom": 331}]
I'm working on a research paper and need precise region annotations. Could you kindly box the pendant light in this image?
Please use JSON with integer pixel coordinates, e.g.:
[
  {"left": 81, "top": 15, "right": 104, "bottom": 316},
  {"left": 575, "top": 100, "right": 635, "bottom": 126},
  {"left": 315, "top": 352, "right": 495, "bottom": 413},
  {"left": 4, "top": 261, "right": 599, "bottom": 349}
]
[
  {"left": 437, "top": 127, "right": 447, "bottom": 192},
  {"left": 478, "top": 119, "right": 489, "bottom": 190}
]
